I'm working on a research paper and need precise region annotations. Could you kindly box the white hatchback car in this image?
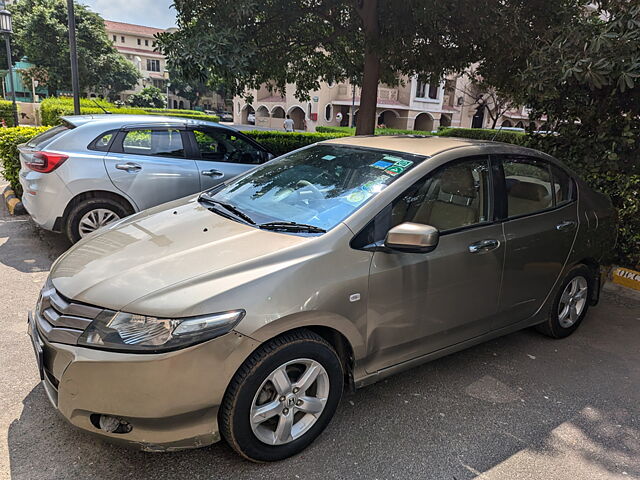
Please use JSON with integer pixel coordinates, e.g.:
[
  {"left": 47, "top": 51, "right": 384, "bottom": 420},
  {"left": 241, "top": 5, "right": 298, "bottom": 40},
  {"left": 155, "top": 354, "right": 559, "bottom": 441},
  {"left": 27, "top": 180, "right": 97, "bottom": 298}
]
[{"left": 19, "top": 115, "right": 272, "bottom": 242}]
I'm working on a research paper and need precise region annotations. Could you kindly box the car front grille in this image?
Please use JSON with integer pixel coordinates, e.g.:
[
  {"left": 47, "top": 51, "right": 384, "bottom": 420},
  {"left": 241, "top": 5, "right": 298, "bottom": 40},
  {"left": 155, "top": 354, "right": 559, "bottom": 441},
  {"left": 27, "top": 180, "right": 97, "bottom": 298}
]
[{"left": 35, "top": 281, "right": 106, "bottom": 345}]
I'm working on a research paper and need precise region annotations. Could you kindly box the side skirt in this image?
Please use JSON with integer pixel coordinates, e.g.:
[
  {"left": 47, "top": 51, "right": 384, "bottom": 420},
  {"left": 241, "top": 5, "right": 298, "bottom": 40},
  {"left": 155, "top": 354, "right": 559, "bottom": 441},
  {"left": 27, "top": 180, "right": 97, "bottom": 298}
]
[{"left": 354, "top": 314, "right": 544, "bottom": 389}]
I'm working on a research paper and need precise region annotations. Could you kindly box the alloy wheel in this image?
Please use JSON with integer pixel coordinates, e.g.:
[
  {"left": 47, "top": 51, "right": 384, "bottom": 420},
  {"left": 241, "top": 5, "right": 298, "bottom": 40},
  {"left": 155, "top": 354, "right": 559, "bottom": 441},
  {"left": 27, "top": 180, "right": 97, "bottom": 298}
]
[
  {"left": 250, "top": 358, "right": 330, "bottom": 445},
  {"left": 78, "top": 209, "right": 120, "bottom": 237},
  {"left": 558, "top": 276, "right": 588, "bottom": 328}
]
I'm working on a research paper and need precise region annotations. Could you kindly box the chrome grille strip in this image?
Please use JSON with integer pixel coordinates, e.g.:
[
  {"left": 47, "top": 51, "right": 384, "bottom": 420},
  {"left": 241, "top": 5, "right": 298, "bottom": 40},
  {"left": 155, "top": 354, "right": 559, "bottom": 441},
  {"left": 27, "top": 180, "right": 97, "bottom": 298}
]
[
  {"left": 35, "top": 313, "right": 83, "bottom": 345},
  {"left": 36, "top": 282, "right": 105, "bottom": 345},
  {"left": 42, "top": 308, "right": 93, "bottom": 330},
  {"left": 48, "top": 290, "right": 103, "bottom": 319}
]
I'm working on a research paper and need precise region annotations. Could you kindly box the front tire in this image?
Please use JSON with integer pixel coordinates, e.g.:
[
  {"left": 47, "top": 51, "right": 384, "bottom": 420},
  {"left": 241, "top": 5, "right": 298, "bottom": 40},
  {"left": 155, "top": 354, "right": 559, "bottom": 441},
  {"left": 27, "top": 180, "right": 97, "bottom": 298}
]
[
  {"left": 220, "top": 330, "right": 343, "bottom": 462},
  {"left": 536, "top": 265, "right": 592, "bottom": 338}
]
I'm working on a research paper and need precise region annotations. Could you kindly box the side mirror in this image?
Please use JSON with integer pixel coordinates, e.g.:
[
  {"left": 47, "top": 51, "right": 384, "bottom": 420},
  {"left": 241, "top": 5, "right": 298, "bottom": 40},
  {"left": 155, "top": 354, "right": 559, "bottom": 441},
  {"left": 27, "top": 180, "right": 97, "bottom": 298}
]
[{"left": 385, "top": 222, "right": 439, "bottom": 253}]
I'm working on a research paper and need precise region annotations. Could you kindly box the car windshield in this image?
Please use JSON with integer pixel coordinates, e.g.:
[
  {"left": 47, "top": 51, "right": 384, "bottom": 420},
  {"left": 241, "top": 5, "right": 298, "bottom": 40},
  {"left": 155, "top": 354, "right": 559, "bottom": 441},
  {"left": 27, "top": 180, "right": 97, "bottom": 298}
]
[{"left": 205, "top": 143, "right": 427, "bottom": 232}]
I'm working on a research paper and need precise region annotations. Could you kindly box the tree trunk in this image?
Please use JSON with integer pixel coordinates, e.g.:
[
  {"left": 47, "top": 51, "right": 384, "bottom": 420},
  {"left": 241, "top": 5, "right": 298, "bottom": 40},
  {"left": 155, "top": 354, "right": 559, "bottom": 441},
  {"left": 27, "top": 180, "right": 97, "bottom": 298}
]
[
  {"left": 490, "top": 115, "right": 498, "bottom": 129},
  {"left": 355, "top": 0, "right": 380, "bottom": 136}
]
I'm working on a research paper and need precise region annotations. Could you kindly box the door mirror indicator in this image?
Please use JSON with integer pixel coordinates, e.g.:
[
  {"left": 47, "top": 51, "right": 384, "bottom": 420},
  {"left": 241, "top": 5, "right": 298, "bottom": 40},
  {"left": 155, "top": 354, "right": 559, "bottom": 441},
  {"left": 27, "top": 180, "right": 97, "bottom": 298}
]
[{"left": 385, "top": 222, "right": 439, "bottom": 253}]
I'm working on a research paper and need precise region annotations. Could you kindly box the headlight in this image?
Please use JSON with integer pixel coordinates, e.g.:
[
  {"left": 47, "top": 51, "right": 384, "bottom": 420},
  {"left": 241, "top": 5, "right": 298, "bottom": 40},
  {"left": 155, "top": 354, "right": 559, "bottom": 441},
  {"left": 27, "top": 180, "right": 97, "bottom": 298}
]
[{"left": 77, "top": 309, "right": 245, "bottom": 353}]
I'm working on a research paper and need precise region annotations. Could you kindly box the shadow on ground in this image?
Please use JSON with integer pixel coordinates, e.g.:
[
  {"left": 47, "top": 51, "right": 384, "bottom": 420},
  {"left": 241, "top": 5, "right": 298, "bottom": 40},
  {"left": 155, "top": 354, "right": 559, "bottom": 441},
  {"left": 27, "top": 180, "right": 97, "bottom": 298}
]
[
  {"left": 0, "top": 214, "right": 69, "bottom": 274},
  {"left": 7, "top": 289, "right": 639, "bottom": 480}
]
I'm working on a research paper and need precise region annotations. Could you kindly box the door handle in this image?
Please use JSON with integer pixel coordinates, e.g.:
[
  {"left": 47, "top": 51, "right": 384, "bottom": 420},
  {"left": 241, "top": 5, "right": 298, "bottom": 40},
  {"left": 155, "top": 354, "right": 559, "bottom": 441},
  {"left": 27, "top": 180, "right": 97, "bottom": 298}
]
[
  {"left": 115, "top": 162, "right": 142, "bottom": 172},
  {"left": 556, "top": 220, "right": 577, "bottom": 232},
  {"left": 468, "top": 239, "right": 500, "bottom": 254},
  {"left": 202, "top": 169, "right": 224, "bottom": 178}
]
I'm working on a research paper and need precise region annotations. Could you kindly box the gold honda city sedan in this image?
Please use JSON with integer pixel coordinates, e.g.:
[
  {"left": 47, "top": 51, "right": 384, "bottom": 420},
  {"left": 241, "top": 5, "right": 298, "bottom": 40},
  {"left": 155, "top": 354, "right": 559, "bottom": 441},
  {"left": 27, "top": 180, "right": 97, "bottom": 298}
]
[{"left": 28, "top": 136, "right": 615, "bottom": 461}]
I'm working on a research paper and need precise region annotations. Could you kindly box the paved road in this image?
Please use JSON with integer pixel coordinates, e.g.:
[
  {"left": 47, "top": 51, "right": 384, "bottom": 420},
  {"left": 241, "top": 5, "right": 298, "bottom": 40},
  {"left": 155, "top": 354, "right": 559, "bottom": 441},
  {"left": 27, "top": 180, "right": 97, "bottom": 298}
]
[{"left": 0, "top": 192, "right": 638, "bottom": 480}]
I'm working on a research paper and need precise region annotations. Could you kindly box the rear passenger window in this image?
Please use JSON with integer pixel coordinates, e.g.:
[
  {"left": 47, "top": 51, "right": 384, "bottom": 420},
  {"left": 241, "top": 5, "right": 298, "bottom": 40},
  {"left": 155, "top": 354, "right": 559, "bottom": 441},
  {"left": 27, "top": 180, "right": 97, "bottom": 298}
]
[
  {"left": 503, "top": 157, "right": 553, "bottom": 217},
  {"left": 89, "top": 130, "right": 118, "bottom": 152},
  {"left": 122, "top": 129, "right": 185, "bottom": 158},
  {"left": 551, "top": 165, "right": 575, "bottom": 205}
]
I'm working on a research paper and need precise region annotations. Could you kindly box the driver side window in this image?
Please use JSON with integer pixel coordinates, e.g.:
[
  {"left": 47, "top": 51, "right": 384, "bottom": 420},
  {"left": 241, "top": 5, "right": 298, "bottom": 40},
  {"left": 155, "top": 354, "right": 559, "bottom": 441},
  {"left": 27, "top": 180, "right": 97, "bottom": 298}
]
[
  {"left": 393, "top": 157, "right": 490, "bottom": 232},
  {"left": 352, "top": 156, "right": 491, "bottom": 249},
  {"left": 191, "top": 129, "right": 264, "bottom": 164}
]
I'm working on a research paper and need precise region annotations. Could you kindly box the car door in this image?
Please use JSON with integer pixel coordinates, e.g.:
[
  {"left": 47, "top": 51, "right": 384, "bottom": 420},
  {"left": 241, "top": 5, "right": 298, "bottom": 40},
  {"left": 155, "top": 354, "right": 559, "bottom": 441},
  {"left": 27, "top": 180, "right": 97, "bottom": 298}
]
[
  {"left": 104, "top": 127, "right": 200, "bottom": 210},
  {"left": 361, "top": 156, "right": 506, "bottom": 373},
  {"left": 493, "top": 155, "right": 579, "bottom": 329},
  {"left": 185, "top": 128, "right": 269, "bottom": 191}
]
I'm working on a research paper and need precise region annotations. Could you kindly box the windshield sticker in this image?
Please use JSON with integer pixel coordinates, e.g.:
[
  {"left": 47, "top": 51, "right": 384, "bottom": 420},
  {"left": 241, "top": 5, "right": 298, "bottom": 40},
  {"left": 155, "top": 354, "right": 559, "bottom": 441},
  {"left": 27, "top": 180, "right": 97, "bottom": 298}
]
[
  {"left": 322, "top": 155, "right": 337, "bottom": 160},
  {"left": 384, "top": 165, "right": 405, "bottom": 176},
  {"left": 371, "top": 160, "right": 393, "bottom": 169},
  {"left": 362, "top": 180, "right": 386, "bottom": 193},
  {"left": 345, "top": 191, "right": 369, "bottom": 204},
  {"left": 392, "top": 159, "right": 414, "bottom": 168}
]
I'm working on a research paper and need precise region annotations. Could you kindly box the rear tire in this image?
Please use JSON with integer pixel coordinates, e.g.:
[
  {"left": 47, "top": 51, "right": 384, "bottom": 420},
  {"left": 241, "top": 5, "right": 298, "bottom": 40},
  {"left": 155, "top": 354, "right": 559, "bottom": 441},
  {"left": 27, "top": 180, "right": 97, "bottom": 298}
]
[
  {"left": 536, "top": 265, "right": 592, "bottom": 339},
  {"left": 220, "top": 329, "right": 343, "bottom": 462},
  {"left": 65, "top": 197, "right": 131, "bottom": 243}
]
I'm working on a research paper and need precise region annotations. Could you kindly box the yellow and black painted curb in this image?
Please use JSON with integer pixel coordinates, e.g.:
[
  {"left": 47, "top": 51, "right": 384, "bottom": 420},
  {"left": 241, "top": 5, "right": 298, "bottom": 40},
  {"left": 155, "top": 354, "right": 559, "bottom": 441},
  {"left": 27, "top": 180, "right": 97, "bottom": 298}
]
[
  {"left": 2, "top": 186, "right": 26, "bottom": 216},
  {"left": 611, "top": 266, "right": 640, "bottom": 292}
]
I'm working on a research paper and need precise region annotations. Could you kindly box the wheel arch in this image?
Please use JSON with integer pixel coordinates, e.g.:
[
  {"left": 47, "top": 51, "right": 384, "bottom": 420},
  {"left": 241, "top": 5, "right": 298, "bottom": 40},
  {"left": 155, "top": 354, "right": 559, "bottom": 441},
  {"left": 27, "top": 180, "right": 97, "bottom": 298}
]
[
  {"left": 574, "top": 257, "right": 601, "bottom": 305},
  {"left": 238, "top": 312, "right": 365, "bottom": 391},
  {"left": 61, "top": 190, "right": 137, "bottom": 226}
]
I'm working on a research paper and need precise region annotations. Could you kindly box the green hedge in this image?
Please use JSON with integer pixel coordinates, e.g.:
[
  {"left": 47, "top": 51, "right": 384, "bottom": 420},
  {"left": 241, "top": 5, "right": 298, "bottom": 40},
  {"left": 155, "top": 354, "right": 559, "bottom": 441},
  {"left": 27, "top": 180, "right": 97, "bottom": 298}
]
[
  {"left": 40, "top": 98, "right": 218, "bottom": 126},
  {"left": 0, "top": 126, "right": 50, "bottom": 195},
  {"left": 437, "top": 127, "right": 527, "bottom": 144},
  {"left": 243, "top": 130, "right": 349, "bottom": 156},
  {"left": 0, "top": 100, "right": 17, "bottom": 127},
  {"left": 316, "top": 126, "right": 435, "bottom": 136}
]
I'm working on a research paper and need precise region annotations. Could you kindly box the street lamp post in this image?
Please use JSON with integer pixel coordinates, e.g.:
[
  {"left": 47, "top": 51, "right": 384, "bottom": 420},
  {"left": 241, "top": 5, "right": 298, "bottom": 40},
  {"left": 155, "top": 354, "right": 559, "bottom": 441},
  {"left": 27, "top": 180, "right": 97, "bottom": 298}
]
[
  {"left": 66, "top": 0, "right": 81, "bottom": 115},
  {"left": 0, "top": 5, "right": 19, "bottom": 126}
]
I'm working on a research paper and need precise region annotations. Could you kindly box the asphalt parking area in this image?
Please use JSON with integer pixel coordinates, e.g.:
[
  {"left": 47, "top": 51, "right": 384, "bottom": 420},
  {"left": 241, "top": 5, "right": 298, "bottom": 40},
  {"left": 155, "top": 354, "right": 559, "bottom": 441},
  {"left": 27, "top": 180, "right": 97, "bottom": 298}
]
[{"left": 0, "top": 193, "right": 638, "bottom": 480}]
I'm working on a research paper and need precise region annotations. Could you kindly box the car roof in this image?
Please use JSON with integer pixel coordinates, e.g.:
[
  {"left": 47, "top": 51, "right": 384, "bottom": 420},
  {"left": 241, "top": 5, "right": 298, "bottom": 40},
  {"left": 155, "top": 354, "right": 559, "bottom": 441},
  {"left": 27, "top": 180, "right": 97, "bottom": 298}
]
[
  {"left": 321, "top": 134, "right": 524, "bottom": 157},
  {"left": 61, "top": 114, "right": 235, "bottom": 131}
]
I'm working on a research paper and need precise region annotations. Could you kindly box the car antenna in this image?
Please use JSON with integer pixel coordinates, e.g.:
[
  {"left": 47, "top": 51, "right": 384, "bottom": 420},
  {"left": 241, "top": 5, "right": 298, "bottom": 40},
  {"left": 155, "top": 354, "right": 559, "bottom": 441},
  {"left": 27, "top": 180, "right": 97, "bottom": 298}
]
[
  {"left": 490, "top": 124, "right": 504, "bottom": 142},
  {"left": 92, "top": 99, "right": 112, "bottom": 114}
]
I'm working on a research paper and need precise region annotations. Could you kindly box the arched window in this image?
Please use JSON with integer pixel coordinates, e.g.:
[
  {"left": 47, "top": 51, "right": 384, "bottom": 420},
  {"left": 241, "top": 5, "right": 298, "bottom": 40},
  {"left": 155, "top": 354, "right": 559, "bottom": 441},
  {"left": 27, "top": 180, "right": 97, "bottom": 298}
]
[{"left": 324, "top": 104, "right": 332, "bottom": 122}]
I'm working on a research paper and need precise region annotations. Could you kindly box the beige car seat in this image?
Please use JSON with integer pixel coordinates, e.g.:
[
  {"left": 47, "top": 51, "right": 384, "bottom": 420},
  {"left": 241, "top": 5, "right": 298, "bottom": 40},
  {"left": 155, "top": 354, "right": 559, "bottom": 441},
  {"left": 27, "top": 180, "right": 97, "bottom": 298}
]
[{"left": 413, "top": 166, "right": 479, "bottom": 230}]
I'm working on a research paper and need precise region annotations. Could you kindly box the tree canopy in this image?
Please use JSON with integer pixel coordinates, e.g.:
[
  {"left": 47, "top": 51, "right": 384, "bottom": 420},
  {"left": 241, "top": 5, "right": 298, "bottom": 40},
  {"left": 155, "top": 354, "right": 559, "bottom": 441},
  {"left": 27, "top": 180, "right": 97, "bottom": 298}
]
[
  {"left": 159, "top": 0, "right": 581, "bottom": 134},
  {"left": 126, "top": 86, "right": 166, "bottom": 108},
  {"left": 495, "top": 1, "right": 640, "bottom": 174},
  {"left": 8, "top": 0, "right": 140, "bottom": 97}
]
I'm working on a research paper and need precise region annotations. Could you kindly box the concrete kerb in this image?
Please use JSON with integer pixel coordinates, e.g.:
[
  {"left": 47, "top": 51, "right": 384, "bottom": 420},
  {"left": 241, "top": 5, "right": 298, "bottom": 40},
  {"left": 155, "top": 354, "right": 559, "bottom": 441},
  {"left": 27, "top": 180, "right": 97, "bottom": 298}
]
[{"left": 2, "top": 185, "right": 26, "bottom": 215}]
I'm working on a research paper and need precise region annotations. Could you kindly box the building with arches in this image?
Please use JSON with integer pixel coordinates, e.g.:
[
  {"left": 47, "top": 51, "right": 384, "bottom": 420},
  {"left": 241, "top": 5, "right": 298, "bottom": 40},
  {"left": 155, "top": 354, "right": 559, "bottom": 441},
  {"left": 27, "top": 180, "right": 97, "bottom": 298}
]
[{"left": 235, "top": 74, "right": 542, "bottom": 132}]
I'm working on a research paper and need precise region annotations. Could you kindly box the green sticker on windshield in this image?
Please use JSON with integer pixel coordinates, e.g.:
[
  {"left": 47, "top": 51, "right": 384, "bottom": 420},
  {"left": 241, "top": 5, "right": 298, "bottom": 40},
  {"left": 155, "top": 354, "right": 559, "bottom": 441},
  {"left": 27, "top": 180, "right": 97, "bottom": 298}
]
[
  {"left": 384, "top": 165, "right": 405, "bottom": 176},
  {"left": 322, "top": 155, "right": 336, "bottom": 160},
  {"left": 393, "top": 159, "right": 413, "bottom": 168},
  {"left": 346, "top": 191, "right": 368, "bottom": 204}
]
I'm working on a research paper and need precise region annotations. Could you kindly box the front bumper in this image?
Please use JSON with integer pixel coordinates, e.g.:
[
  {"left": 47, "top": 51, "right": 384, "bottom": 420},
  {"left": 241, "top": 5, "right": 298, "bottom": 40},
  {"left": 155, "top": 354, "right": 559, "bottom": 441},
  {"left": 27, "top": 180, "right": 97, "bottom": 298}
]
[{"left": 27, "top": 312, "right": 259, "bottom": 451}]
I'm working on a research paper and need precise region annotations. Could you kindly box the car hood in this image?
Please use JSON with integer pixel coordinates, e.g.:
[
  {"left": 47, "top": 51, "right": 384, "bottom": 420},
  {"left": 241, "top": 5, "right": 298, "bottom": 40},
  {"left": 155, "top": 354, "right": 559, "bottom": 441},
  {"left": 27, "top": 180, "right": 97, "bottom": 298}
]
[{"left": 50, "top": 197, "right": 313, "bottom": 313}]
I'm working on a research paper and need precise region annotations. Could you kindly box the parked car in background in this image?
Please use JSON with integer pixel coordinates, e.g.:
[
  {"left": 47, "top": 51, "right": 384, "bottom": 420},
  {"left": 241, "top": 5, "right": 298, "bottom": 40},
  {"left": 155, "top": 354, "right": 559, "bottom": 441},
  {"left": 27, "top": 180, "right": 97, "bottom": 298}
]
[
  {"left": 18, "top": 115, "right": 273, "bottom": 243},
  {"left": 218, "top": 111, "right": 234, "bottom": 122},
  {"left": 27, "top": 136, "right": 615, "bottom": 461},
  {"left": 247, "top": 112, "right": 256, "bottom": 125}
]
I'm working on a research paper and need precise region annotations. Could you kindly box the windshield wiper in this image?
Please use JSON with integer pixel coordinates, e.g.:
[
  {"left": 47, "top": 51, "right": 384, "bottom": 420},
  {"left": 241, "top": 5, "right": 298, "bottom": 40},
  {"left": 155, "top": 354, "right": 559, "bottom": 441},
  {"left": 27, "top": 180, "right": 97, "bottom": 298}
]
[
  {"left": 198, "top": 195, "right": 255, "bottom": 225},
  {"left": 259, "top": 221, "right": 326, "bottom": 234}
]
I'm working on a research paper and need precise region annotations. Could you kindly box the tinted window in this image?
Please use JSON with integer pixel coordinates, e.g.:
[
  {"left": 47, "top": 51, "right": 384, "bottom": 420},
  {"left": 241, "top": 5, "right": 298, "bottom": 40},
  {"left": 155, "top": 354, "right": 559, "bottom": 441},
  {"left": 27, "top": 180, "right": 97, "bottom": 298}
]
[
  {"left": 551, "top": 165, "right": 575, "bottom": 205},
  {"left": 26, "top": 125, "right": 73, "bottom": 148},
  {"left": 208, "top": 144, "right": 427, "bottom": 231},
  {"left": 351, "top": 157, "right": 490, "bottom": 248},
  {"left": 89, "top": 130, "right": 117, "bottom": 152},
  {"left": 122, "top": 129, "right": 184, "bottom": 158},
  {"left": 192, "top": 129, "right": 263, "bottom": 164},
  {"left": 503, "top": 157, "right": 553, "bottom": 217},
  {"left": 393, "top": 157, "right": 490, "bottom": 231}
]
